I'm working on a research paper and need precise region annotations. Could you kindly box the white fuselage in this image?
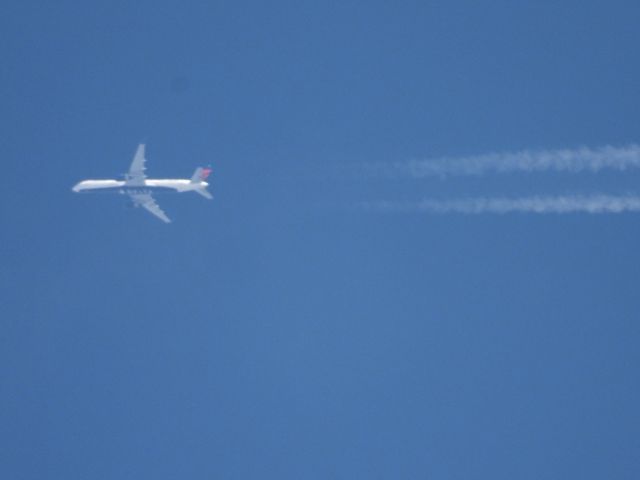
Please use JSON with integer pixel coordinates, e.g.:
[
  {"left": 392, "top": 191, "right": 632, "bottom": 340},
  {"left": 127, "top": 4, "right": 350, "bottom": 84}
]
[{"left": 72, "top": 178, "right": 209, "bottom": 194}]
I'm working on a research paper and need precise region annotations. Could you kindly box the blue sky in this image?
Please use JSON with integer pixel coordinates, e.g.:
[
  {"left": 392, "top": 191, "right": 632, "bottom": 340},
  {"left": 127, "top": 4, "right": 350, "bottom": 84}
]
[{"left": 2, "top": 1, "right": 640, "bottom": 478}]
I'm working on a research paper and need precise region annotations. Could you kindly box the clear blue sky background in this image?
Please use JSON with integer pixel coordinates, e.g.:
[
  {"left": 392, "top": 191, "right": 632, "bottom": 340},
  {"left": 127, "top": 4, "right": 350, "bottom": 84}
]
[{"left": 2, "top": 1, "right": 640, "bottom": 478}]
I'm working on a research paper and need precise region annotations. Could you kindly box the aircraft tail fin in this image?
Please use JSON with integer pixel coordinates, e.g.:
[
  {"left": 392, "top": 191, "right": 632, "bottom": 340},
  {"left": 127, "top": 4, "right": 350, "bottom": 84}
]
[
  {"left": 191, "top": 166, "right": 212, "bottom": 183},
  {"left": 190, "top": 166, "right": 213, "bottom": 199}
]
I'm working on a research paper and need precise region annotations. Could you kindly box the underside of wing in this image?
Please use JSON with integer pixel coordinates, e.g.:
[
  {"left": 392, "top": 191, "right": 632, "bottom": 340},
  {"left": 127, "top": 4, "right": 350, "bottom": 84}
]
[
  {"left": 129, "top": 193, "right": 171, "bottom": 223},
  {"left": 127, "top": 144, "right": 147, "bottom": 185}
]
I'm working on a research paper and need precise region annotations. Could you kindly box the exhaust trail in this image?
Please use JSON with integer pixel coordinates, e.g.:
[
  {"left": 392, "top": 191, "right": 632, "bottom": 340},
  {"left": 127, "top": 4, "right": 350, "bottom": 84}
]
[
  {"left": 371, "top": 145, "right": 640, "bottom": 178},
  {"left": 359, "top": 194, "right": 640, "bottom": 215}
]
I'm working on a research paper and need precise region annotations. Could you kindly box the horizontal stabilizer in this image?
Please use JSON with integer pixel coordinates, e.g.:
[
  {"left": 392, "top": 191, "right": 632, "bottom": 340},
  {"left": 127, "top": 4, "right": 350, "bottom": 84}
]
[{"left": 195, "top": 188, "right": 213, "bottom": 200}]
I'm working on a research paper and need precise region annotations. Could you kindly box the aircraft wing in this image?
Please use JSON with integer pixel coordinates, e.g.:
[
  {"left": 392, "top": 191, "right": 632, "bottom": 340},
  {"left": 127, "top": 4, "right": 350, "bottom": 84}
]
[
  {"left": 127, "top": 143, "right": 147, "bottom": 184},
  {"left": 129, "top": 192, "right": 171, "bottom": 223}
]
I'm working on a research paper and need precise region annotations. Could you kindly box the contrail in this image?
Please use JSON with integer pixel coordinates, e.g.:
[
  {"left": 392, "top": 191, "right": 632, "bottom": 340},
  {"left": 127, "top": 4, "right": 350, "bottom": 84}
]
[
  {"left": 359, "top": 194, "right": 640, "bottom": 214},
  {"left": 371, "top": 145, "right": 640, "bottom": 178}
]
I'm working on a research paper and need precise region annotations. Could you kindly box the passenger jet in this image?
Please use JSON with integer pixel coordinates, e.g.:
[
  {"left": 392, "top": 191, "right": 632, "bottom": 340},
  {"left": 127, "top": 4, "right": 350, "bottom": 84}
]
[{"left": 72, "top": 144, "right": 212, "bottom": 223}]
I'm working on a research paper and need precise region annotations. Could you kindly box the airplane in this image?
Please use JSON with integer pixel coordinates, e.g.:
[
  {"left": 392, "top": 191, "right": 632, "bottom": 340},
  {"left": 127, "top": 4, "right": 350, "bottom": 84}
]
[{"left": 72, "top": 144, "right": 212, "bottom": 223}]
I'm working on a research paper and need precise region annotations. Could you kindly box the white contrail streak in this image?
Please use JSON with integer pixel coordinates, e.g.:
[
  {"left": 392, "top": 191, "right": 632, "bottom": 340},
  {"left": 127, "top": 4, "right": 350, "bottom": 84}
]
[
  {"left": 374, "top": 145, "right": 640, "bottom": 177},
  {"left": 359, "top": 195, "right": 640, "bottom": 214}
]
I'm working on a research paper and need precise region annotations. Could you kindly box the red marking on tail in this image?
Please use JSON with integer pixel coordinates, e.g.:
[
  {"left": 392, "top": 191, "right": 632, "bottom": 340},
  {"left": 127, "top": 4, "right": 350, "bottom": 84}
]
[{"left": 201, "top": 167, "right": 212, "bottom": 180}]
